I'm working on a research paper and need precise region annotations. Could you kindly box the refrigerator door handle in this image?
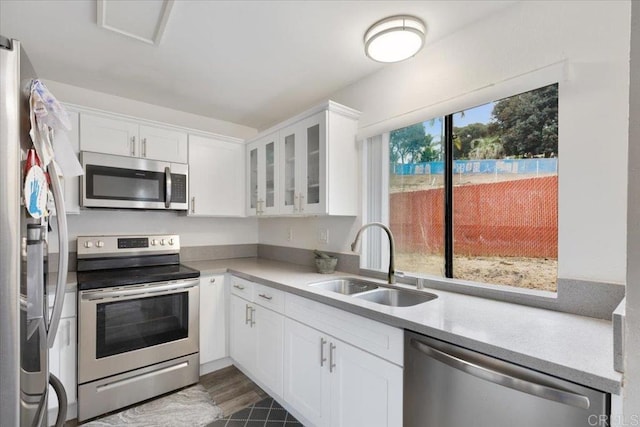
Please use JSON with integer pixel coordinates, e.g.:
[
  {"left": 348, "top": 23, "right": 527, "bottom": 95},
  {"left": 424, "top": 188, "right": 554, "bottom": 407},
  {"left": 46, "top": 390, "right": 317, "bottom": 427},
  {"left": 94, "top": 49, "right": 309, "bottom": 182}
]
[
  {"left": 47, "top": 161, "right": 69, "bottom": 348},
  {"left": 409, "top": 338, "right": 591, "bottom": 410}
]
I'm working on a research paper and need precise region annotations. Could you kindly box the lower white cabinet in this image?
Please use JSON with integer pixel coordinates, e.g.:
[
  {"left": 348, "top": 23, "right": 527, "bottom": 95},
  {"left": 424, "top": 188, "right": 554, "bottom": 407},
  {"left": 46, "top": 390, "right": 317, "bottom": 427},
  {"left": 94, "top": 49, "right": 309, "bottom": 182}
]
[
  {"left": 253, "top": 304, "right": 285, "bottom": 398},
  {"left": 230, "top": 289, "right": 284, "bottom": 398},
  {"left": 48, "top": 292, "right": 77, "bottom": 425},
  {"left": 283, "top": 318, "right": 402, "bottom": 427},
  {"left": 199, "top": 274, "right": 227, "bottom": 369},
  {"left": 283, "top": 318, "right": 331, "bottom": 426},
  {"left": 230, "top": 293, "right": 255, "bottom": 371},
  {"left": 229, "top": 277, "right": 403, "bottom": 427}
]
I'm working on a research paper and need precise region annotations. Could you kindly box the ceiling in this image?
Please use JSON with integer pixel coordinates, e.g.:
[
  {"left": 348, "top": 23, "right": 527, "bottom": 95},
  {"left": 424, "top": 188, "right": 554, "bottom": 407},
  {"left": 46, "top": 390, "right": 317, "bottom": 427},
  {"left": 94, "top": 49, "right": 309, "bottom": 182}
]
[{"left": 0, "top": 1, "right": 514, "bottom": 130}]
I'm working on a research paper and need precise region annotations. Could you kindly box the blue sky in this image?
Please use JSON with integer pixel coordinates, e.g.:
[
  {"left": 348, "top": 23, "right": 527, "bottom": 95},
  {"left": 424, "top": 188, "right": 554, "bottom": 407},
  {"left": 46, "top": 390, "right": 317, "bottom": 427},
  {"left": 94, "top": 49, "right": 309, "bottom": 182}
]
[{"left": 422, "top": 102, "right": 495, "bottom": 141}]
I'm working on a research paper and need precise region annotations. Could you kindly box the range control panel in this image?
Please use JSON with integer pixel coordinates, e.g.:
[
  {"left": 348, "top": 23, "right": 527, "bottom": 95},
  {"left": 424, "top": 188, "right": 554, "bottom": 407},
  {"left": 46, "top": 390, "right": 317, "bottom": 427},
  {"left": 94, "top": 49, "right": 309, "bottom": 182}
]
[{"left": 77, "top": 234, "right": 180, "bottom": 258}]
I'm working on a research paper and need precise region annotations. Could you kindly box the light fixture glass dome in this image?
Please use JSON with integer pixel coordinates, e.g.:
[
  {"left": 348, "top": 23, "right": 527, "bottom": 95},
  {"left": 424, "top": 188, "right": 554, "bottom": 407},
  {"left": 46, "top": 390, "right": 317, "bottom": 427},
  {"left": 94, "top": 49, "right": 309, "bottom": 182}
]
[{"left": 364, "top": 15, "right": 426, "bottom": 63}]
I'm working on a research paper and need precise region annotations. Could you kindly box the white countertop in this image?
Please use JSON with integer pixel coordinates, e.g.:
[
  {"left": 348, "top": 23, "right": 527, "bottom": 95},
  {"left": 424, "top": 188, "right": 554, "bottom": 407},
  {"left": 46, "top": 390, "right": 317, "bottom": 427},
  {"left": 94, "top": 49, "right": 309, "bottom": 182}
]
[{"left": 185, "top": 257, "right": 622, "bottom": 395}]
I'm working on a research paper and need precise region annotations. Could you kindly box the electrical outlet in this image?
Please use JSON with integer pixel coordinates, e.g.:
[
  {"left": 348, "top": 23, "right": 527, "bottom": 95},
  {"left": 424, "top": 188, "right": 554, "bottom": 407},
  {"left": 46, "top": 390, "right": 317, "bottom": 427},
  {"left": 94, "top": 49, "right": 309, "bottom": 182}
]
[
  {"left": 287, "top": 228, "right": 293, "bottom": 242},
  {"left": 318, "top": 228, "right": 329, "bottom": 244}
]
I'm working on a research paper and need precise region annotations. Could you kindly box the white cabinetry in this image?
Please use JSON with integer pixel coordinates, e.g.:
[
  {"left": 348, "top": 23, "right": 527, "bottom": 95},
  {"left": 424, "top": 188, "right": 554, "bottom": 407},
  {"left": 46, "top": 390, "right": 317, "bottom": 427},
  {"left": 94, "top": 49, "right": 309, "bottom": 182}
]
[
  {"left": 283, "top": 319, "right": 402, "bottom": 427},
  {"left": 283, "top": 319, "right": 330, "bottom": 426},
  {"left": 228, "top": 277, "right": 403, "bottom": 427},
  {"left": 47, "top": 292, "right": 77, "bottom": 425},
  {"left": 229, "top": 278, "right": 284, "bottom": 398},
  {"left": 80, "top": 113, "right": 187, "bottom": 163},
  {"left": 188, "top": 134, "right": 245, "bottom": 216},
  {"left": 246, "top": 101, "right": 360, "bottom": 217},
  {"left": 199, "top": 274, "right": 227, "bottom": 373},
  {"left": 246, "top": 133, "right": 279, "bottom": 216}
]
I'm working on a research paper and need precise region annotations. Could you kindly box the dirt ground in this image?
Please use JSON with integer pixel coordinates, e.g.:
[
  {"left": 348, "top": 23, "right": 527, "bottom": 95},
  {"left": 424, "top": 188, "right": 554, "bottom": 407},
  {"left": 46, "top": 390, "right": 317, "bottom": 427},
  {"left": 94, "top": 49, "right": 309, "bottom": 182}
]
[{"left": 396, "top": 252, "right": 558, "bottom": 292}]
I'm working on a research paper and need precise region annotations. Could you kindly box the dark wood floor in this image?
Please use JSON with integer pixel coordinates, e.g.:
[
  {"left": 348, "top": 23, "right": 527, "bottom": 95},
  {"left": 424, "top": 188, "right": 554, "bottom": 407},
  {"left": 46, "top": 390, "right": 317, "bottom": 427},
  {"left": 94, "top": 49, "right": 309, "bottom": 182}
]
[
  {"left": 200, "top": 364, "right": 268, "bottom": 417},
  {"left": 66, "top": 364, "right": 267, "bottom": 425}
]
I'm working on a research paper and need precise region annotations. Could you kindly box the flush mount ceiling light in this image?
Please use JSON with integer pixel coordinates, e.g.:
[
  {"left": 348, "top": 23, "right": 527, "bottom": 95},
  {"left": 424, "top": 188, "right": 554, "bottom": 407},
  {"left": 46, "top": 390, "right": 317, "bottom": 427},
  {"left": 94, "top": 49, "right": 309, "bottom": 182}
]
[{"left": 364, "top": 15, "right": 426, "bottom": 63}]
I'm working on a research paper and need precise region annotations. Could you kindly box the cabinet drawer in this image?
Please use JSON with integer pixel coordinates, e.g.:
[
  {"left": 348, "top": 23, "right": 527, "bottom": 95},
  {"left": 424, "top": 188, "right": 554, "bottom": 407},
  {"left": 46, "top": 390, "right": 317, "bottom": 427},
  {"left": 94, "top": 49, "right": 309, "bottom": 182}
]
[
  {"left": 253, "top": 284, "right": 284, "bottom": 313},
  {"left": 285, "top": 293, "right": 403, "bottom": 366},
  {"left": 230, "top": 276, "right": 254, "bottom": 299}
]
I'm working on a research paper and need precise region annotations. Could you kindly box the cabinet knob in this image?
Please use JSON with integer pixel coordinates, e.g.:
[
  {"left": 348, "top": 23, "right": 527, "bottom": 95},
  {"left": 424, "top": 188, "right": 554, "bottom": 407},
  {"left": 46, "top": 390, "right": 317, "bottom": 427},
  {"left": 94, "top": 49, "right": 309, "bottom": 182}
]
[
  {"left": 96, "top": 240, "right": 104, "bottom": 248},
  {"left": 210, "top": 278, "right": 216, "bottom": 284}
]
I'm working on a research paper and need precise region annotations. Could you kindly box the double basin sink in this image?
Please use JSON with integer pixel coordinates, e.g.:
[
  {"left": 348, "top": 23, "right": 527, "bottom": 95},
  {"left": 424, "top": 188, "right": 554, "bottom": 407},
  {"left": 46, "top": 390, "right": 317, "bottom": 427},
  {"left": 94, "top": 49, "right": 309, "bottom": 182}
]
[{"left": 309, "top": 278, "right": 437, "bottom": 307}]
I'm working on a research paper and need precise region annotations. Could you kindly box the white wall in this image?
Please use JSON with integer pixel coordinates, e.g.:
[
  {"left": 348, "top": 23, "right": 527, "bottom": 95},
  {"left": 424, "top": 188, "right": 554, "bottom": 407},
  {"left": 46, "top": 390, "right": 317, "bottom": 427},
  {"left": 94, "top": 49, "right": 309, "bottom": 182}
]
[
  {"left": 258, "top": 216, "right": 360, "bottom": 253},
  {"left": 64, "top": 210, "right": 257, "bottom": 250},
  {"left": 260, "top": 2, "right": 632, "bottom": 286},
  {"left": 625, "top": 0, "right": 640, "bottom": 420},
  {"left": 44, "top": 80, "right": 257, "bottom": 140},
  {"left": 46, "top": 80, "right": 259, "bottom": 249}
]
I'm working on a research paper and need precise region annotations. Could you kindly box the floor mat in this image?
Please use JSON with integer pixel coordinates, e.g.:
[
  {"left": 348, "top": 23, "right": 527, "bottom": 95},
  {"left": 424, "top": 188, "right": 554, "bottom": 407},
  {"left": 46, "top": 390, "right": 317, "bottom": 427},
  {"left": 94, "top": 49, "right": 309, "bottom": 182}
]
[
  {"left": 83, "top": 384, "right": 224, "bottom": 427},
  {"left": 208, "top": 397, "right": 303, "bottom": 426}
]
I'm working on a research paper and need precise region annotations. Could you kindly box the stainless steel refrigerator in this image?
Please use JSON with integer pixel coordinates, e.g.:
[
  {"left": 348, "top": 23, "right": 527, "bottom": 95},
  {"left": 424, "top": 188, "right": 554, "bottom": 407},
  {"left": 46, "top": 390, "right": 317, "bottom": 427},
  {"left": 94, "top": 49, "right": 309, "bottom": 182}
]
[{"left": 1, "top": 36, "right": 70, "bottom": 427}]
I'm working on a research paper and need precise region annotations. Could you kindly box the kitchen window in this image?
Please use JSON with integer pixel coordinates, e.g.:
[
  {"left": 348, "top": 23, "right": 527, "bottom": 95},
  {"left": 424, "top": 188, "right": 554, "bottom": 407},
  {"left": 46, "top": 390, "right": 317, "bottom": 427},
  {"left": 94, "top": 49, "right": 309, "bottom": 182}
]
[{"left": 367, "top": 84, "right": 558, "bottom": 292}]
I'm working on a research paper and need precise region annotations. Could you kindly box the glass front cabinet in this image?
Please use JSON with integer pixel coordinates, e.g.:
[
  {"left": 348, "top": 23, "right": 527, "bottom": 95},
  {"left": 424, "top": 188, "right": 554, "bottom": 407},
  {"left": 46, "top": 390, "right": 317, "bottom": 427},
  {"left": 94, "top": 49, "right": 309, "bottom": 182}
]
[
  {"left": 246, "top": 101, "right": 360, "bottom": 217},
  {"left": 246, "top": 133, "right": 279, "bottom": 216}
]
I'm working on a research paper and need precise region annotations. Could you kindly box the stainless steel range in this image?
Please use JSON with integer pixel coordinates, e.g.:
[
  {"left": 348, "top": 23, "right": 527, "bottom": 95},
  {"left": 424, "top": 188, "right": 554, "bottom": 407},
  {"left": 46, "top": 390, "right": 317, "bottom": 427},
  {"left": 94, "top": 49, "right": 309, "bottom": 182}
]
[{"left": 75, "top": 234, "right": 200, "bottom": 422}]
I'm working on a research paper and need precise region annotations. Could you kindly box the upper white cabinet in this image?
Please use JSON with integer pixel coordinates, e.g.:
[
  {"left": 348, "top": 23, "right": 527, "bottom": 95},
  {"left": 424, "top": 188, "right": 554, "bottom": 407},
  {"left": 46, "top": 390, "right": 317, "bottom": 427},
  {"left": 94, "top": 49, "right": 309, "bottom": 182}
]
[
  {"left": 188, "top": 134, "right": 245, "bottom": 217},
  {"left": 246, "top": 133, "right": 279, "bottom": 216},
  {"left": 80, "top": 113, "right": 187, "bottom": 163},
  {"left": 246, "top": 101, "right": 360, "bottom": 217}
]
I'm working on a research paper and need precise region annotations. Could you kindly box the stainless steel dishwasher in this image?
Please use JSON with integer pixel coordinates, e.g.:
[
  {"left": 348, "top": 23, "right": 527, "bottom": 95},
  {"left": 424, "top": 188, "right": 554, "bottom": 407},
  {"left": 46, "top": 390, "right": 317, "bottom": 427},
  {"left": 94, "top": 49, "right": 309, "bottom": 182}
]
[{"left": 404, "top": 331, "right": 609, "bottom": 427}]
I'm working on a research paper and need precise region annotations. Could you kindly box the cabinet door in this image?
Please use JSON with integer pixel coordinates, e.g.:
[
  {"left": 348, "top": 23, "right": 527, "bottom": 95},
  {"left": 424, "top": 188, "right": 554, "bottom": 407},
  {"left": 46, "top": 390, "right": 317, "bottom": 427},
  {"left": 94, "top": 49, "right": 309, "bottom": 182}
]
[
  {"left": 247, "top": 141, "right": 260, "bottom": 216},
  {"left": 229, "top": 294, "right": 255, "bottom": 371},
  {"left": 80, "top": 114, "right": 138, "bottom": 157},
  {"left": 139, "top": 125, "right": 188, "bottom": 163},
  {"left": 298, "top": 112, "right": 327, "bottom": 215},
  {"left": 48, "top": 317, "right": 77, "bottom": 419},
  {"left": 246, "top": 134, "right": 279, "bottom": 216},
  {"left": 279, "top": 125, "right": 298, "bottom": 214},
  {"left": 189, "top": 135, "right": 245, "bottom": 216},
  {"left": 254, "top": 306, "right": 284, "bottom": 398},
  {"left": 199, "top": 275, "right": 227, "bottom": 365},
  {"left": 283, "top": 319, "right": 330, "bottom": 427},
  {"left": 329, "top": 339, "right": 402, "bottom": 427},
  {"left": 262, "top": 136, "right": 279, "bottom": 215}
]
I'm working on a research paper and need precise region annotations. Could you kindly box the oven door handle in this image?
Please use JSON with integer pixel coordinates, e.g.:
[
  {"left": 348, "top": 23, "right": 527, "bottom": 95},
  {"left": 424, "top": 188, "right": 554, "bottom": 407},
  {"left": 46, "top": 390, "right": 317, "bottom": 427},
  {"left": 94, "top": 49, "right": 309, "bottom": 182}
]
[
  {"left": 165, "top": 166, "right": 172, "bottom": 208},
  {"left": 81, "top": 280, "right": 198, "bottom": 301}
]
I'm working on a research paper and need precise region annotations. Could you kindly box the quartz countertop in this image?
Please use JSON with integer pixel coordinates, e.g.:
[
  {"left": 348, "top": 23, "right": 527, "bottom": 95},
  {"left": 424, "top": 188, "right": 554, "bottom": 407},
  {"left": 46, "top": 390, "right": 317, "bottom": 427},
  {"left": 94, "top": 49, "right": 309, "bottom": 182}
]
[{"left": 185, "top": 257, "right": 622, "bottom": 395}]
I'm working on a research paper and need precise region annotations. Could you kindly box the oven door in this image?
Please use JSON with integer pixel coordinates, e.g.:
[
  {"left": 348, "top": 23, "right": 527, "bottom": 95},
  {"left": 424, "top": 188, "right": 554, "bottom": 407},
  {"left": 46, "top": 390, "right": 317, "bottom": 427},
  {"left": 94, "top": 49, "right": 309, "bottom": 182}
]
[
  {"left": 80, "top": 151, "right": 188, "bottom": 210},
  {"left": 78, "top": 279, "right": 199, "bottom": 384}
]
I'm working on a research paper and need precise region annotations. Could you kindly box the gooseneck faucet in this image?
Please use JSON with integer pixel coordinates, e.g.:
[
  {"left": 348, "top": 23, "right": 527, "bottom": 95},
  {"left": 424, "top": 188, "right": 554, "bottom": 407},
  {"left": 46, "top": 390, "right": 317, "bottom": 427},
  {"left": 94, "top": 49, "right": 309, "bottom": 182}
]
[{"left": 350, "top": 222, "right": 396, "bottom": 284}]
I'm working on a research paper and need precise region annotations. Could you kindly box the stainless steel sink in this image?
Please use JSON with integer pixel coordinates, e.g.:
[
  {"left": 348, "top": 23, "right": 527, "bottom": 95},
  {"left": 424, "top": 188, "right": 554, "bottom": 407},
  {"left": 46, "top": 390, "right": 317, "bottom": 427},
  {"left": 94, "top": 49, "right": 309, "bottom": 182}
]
[
  {"left": 309, "top": 278, "right": 438, "bottom": 307},
  {"left": 354, "top": 288, "right": 437, "bottom": 307},
  {"left": 309, "top": 278, "right": 380, "bottom": 295}
]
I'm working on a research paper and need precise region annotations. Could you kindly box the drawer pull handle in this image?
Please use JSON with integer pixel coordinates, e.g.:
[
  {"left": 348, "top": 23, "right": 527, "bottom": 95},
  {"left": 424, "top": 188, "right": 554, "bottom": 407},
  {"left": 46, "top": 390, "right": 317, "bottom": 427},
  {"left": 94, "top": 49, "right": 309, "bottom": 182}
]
[
  {"left": 329, "top": 342, "right": 336, "bottom": 372},
  {"left": 258, "top": 293, "right": 272, "bottom": 300},
  {"left": 320, "top": 337, "right": 327, "bottom": 367},
  {"left": 234, "top": 284, "right": 245, "bottom": 290}
]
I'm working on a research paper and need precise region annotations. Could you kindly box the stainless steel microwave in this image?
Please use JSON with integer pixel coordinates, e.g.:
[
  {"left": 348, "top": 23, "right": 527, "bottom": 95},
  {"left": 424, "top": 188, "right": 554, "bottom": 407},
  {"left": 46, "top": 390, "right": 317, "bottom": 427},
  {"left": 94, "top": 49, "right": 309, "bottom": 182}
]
[{"left": 80, "top": 151, "right": 188, "bottom": 210}]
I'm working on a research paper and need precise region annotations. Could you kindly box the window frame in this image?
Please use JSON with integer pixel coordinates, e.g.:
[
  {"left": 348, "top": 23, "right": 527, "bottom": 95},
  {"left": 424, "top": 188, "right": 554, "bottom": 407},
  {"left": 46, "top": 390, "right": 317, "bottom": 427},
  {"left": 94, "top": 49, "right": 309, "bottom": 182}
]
[{"left": 359, "top": 63, "right": 624, "bottom": 319}]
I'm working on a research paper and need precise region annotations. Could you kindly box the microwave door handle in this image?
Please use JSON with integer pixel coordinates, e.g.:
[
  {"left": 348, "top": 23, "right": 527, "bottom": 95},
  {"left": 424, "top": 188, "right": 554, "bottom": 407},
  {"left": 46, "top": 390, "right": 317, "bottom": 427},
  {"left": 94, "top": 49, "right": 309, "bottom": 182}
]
[
  {"left": 47, "top": 162, "right": 69, "bottom": 349},
  {"left": 165, "top": 166, "right": 172, "bottom": 208}
]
